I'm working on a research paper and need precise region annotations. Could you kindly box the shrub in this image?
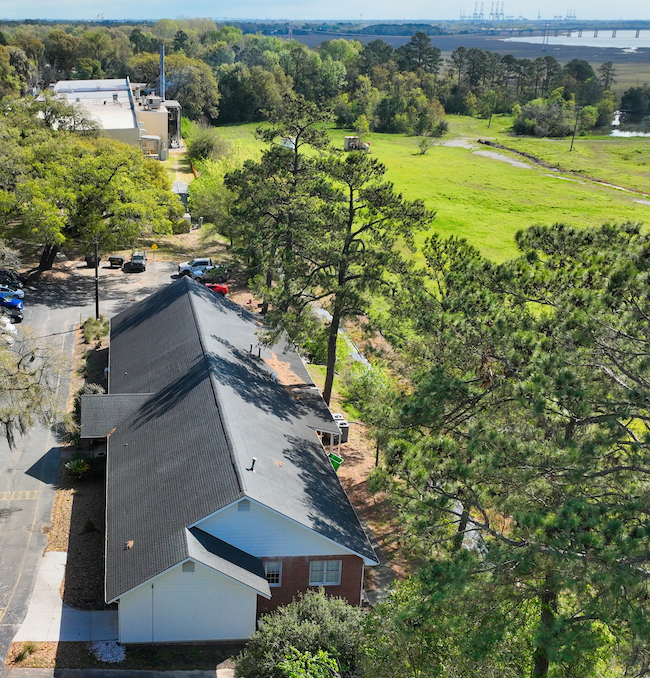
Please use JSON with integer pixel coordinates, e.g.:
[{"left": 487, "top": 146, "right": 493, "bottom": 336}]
[
  {"left": 279, "top": 648, "right": 340, "bottom": 678},
  {"left": 82, "top": 315, "right": 109, "bottom": 344},
  {"left": 186, "top": 124, "right": 230, "bottom": 162},
  {"left": 72, "top": 383, "right": 105, "bottom": 426},
  {"left": 172, "top": 218, "right": 191, "bottom": 234},
  {"left": 235, "top": 589, "right": 366, "bottom": 678},
  {"left": 65, "top": 456, "right": 91, "bottom": 478},
  {"left": 13, "top": 641, "right": 40, "bottom": 663},
  {"left": 513, "top": 99, "right": 573, "bottom": 137},
  {"left": 60, "top": 412, "right": 81, "bottom": 447}
]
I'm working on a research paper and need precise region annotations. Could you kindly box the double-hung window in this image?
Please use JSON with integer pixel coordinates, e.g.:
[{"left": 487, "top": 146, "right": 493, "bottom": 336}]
[
  {"left": 309, "top": 560, "right": 341, "bottom": 586},
  {"left": 265, "top": 561, "right": 282, "bottom": 586}
]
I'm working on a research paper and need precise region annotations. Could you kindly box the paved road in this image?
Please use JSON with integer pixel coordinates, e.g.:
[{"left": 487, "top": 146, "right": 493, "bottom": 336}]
[{"left": 0, "top": 261, "right": 176, "bottom": 670}]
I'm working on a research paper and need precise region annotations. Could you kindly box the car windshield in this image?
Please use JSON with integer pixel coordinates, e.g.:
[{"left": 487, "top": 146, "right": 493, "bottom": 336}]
[{"left": 133, "top": 255, "right": 144, "bottom": 261}]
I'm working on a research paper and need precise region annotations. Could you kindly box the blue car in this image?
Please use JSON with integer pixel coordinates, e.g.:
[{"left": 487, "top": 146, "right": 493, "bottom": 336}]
[{"left": 0, "top": 296, "right": 23, "bottom": 312}]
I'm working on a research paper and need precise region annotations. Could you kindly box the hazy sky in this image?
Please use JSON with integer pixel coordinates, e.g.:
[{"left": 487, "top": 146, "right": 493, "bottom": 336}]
[{"left": 6, "top": 0, "right": 650, "bottom": 22}]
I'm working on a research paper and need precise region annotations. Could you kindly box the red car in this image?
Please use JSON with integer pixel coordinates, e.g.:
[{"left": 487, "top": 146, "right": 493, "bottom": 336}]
[{"left": 205, "top": 281, "right": 229, "bottom": 296}]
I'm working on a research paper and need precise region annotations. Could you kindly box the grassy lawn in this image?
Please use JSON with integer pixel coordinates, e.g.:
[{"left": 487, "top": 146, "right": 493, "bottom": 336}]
[
  {"left": 216, "top": 121, "right": 266, "bottom": 158},
  {"left": 215, "top": 117, "right": 650, "bottom": 262}
]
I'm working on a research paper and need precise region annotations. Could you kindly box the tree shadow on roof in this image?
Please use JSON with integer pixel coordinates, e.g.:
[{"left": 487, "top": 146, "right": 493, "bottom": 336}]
[
  {"left": 131, "top": 357, "right": 207, "bottom": 428},
  {"left": 204, "top": 338, "right": 310, "bottom": 424},
  {"left": 281, "top": 435, "right": 376, "bottom": 561},
  {"left": 110, "top": 277, "right": 188, "bottom": 340}
]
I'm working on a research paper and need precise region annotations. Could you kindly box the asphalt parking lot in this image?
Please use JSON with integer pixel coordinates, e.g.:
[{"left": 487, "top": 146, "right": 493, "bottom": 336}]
[{"left": 0, "top": 260, "right": 176, "bottom": 668}]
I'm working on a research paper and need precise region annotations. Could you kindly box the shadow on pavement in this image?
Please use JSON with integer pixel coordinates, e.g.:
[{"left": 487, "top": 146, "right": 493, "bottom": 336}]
[{"left": 24, "top": 446, "right": 60, "bottom": 485}]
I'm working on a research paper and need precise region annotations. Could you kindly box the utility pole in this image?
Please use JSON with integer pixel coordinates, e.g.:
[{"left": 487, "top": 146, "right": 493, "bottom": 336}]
[
  {"left": 94, "top": 236, "right": 100, "bottom": 320},
  {"left": 569, "top": 105, "right": 581, "bottom": 152}
]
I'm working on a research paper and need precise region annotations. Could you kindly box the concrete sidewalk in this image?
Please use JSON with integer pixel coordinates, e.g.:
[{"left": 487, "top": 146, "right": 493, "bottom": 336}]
[{"left": 13, "top": 553, "right": 118, "bottom": 642}]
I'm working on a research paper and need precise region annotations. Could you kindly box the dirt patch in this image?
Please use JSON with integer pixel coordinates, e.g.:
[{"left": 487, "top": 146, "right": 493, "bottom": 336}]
[
  {"left": 6, "top": 641, "right": 244, "bottom": 670},
  {"left": 306, "top": 367, "right": 416, "bottom": 589},
  {"left": 473, "top": 149, "right": 533, "bottom": 169},
  {"left": 443, "top": 138, "right": 477, "bottom": 149}
]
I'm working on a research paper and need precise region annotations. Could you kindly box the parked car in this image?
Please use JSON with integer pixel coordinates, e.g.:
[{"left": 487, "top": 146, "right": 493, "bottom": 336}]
[
  {"left": 0, "top": 284, "right": 24, "bottom": 299},
  {"left": 129, "top": 251, "right": 147, "bottom": 272},
  {"left": 108, "top": 255, "right": 125, "bottom": 269},
  {"left": 0, "top": 278, "right": 22, "bottom": 292},
  {"left": 0, "top": 303, "right": 23, "bottom": 324},
  {"left": 205, "top": 281, "right": 229, "bottom": 296},
  {"left": 178, "top": 257, "right": 212, "bottom": 276},
  {"left": 0, "top": 268, "right": 20, "bottom": 282},
  {"left": 0, "top": 296, "right": 23, "bottom": 313},
  {"left": 85, "top": 254, "right": 101, "bottom": 268},
  {"left": 0, "top": 270, "right": 22, "bottom": 289}
]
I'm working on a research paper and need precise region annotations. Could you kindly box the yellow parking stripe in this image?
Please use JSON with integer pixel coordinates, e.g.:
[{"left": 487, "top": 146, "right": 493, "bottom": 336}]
[{"left": 0, "top": 490, "right": 39, "bottom": 501}]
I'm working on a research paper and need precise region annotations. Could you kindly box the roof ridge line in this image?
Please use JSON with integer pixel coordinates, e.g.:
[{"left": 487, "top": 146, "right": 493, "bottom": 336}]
[{"left": 186, "top": 279, "right": 247, "bottom": 494}]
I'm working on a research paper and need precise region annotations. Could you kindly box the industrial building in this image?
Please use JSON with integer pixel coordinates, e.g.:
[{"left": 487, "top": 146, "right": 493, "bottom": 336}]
[{"left": 51, "top": 77, "right": 181, "bottom": 160}]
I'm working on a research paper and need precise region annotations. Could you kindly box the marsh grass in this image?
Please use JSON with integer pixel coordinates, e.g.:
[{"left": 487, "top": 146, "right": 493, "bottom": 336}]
[{"left": 216, "top": 117, "right": 650, "bottom": 262}]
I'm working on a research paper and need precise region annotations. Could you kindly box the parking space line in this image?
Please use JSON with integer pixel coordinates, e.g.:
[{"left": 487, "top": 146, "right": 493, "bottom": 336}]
[{"left": 0, "top": 491, "right": 40, "bottom": 501}]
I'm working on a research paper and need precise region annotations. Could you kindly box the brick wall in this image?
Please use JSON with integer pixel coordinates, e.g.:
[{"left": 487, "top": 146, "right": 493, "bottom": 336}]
[{"left": 257, "top": 554, "right": 364, "bottom": 615}]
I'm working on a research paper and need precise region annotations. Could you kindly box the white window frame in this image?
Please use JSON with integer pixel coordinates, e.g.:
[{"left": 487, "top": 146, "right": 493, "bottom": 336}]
[
  {"left": 309, "top": 560, "right": 341, "bottom": 586},
  {"left": 264, "top": 561, "right": 282, "bottom": 587}
]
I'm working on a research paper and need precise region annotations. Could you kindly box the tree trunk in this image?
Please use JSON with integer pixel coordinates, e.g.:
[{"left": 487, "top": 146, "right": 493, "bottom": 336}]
[
  {"left": 531, "top": 579, "right": 558, "bottom": 678},
  {"left": 322, "top": 304, "right": 342, "bottom": 406},
  {"left": 38, "top": 245, "right": 58, "bottom": 271},
  {"left": 260, "top": 266, "right": 272, "bottom": 315},
  {"left": 452, "top": 505, "right": 470, "bottom": 552},
  {"left": 260, "top": 244, "right": 277, "bottom": 315}
]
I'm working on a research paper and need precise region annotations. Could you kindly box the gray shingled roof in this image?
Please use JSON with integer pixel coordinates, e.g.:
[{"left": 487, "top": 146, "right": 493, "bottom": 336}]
[
  {"left": 80, "top": 393, "right": 152, "bottom": 438},
  {"left": 105, "top": 277, "right": 377, "bottom": 603},
  {"left": 187, "top": 527, "right": 271, "bottom": 598}
]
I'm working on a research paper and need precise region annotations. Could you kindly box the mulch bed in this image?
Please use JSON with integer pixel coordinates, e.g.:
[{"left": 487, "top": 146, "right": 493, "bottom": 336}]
[
  {"left": 6, "top": 641, "right": 243, "bottom": 670},
  {"left": 46, "top": 326, "right": 111, "bottom": 610}
]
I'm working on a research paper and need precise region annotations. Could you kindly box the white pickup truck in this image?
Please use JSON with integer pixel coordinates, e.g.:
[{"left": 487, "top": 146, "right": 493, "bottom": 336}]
[{"left": 178, "top": 257, "right": 213, "bottom": 276}]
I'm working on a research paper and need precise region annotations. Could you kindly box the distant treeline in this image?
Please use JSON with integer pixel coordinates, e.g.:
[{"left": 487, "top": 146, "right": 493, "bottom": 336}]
[{"left": 0, "top": 18, "right": 641, "bottom": 137}]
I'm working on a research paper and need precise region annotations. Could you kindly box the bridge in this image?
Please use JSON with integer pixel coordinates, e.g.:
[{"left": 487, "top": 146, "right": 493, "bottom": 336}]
[{"left": 499, "top": 27, "right": 648, "bottom": 38}]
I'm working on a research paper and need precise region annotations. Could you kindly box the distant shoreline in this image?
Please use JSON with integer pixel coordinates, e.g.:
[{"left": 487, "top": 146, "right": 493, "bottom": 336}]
[{"left": 291, "top": 31, "right": 650, "bottom": 64}]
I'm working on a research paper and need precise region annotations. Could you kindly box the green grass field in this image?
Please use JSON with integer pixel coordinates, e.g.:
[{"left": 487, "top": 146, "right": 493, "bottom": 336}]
[{"left": 216, "top": 116, "right": 650, "bottom": 262}]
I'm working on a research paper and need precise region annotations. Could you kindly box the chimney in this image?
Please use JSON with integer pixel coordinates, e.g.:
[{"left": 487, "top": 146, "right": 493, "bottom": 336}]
[{"left": 160, "top": 44, "right": 165, "bottom": 102}]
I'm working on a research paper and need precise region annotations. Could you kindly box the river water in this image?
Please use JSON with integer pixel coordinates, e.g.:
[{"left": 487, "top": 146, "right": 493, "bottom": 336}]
[{"left": 611, "top": 111, "right": 650, "bottom": 136}]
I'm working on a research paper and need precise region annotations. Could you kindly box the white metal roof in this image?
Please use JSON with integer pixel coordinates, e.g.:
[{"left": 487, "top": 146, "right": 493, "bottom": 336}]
[{"left": 53, "top": 78, "right": 138, "bottom": 131}]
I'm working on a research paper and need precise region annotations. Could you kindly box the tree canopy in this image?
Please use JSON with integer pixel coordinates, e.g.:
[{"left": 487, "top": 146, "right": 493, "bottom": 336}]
[
  {"left": 373, "top": 222, "right": 650, "bottom": 677},
  {"left": 0, "top": 329, "right": 62, "bottom": 448},
  {"left": 225, "top": 95, "right": 433, "bottom": 403},
  {"left": 0, "top": 95, "right": 183, "bottom": 268}
]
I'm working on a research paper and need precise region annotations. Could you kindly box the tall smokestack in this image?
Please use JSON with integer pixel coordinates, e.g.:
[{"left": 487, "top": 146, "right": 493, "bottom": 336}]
[{"left": 160, "top": 44, "right": 165, "bottom": 101}]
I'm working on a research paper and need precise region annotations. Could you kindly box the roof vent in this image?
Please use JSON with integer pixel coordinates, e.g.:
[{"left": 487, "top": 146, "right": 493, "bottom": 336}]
[
  {"left": 238, "top": 499, "right": 251, "bottom": 512},
  {"left": 182, "top": 561, "right": 195, "bottom": 573}
]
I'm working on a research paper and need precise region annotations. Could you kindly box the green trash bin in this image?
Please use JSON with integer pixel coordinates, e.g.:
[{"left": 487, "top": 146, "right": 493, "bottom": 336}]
[{"left": 329, "top": 453, "right": 343, "bottom": 471}]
